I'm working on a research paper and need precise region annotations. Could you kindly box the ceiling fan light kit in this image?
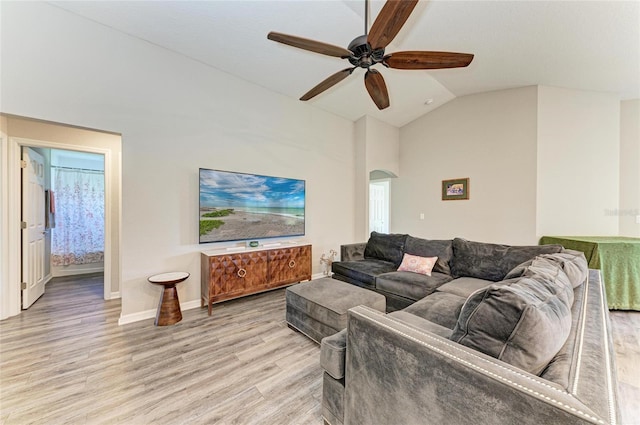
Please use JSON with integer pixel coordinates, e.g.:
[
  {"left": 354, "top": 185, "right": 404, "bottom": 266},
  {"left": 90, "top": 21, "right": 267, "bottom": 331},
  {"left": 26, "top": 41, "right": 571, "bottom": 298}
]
[{"left": 267, "top": 0, "right": 474, "bottom": 110}]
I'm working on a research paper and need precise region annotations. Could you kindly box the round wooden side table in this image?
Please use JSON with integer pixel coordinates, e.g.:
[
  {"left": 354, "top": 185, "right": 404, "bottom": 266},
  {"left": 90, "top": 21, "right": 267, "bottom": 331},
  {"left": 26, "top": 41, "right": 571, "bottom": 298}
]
[{"left": 148, "top": 272, "right": 189, "bottom": 326}]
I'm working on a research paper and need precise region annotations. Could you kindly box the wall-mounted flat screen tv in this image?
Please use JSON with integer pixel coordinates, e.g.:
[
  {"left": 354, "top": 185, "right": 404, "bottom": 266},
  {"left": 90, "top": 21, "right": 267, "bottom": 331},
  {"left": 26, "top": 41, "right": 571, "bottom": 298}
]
[{"left": 199, "top": 168, "right": 305, "bottom": 243}]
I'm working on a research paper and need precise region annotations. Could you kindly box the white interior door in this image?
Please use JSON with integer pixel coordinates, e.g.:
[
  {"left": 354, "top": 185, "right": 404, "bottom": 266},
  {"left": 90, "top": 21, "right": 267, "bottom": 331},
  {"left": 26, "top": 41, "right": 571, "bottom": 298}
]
[
  {"left": 21, "top": 147, "right": 46, "bottom": 309},
  {"left": 369, "top": 180, "right": 389, "bottom": 234}
]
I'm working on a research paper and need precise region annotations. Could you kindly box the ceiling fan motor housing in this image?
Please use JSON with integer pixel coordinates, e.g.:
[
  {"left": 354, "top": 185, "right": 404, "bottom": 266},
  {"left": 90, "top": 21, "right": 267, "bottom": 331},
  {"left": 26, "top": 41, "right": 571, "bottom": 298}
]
[{"left": 347, "top": 35, "right": 385, "bottom": 68}]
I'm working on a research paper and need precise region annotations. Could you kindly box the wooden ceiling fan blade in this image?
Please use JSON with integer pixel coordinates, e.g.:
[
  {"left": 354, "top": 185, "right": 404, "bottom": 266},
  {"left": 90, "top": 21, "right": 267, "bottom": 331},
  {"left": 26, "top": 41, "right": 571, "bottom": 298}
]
[
  {"left": 385, "top": 51, "right": 474, "bottom": 69},
  {"left": 268, "top": 32, "right": 352, "bottom": 58},
  {"left": 364, "top": 69, "right": 390, "bottom": 110},
  {"left": 367, "top": 0, "right": 419, "bottom": 50},
  {"left": 300, "top": 68, "right": 355, "bottom": 101}
]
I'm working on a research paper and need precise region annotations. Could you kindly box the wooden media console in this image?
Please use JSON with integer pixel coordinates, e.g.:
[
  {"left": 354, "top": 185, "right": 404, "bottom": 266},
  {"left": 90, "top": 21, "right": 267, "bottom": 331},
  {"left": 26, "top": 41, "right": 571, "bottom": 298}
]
[{"left": 201, "top": 243, "right": 311, "bottom": 315}]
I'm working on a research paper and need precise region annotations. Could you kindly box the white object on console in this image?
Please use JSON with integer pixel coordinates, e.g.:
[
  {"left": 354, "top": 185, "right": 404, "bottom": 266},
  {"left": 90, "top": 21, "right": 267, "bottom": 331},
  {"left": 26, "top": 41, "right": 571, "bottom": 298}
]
[{"left": 225, "top": 246, "right": 246, "bottom": 251}]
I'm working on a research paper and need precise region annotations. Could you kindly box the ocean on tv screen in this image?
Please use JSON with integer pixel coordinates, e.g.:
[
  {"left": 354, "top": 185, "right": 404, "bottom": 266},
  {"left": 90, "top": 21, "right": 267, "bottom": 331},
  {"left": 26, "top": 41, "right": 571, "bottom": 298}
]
[{"left": 199, "top": 168, "right": 305, "bottom": 243}]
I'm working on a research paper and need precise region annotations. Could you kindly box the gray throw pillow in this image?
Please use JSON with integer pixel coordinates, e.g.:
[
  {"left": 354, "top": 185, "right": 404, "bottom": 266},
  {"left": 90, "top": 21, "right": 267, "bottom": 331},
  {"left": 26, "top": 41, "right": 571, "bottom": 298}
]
[
  {"left": 451, "top": 258, "right": 574, "bottom": 376},
  {"left": 364, "top": 231, "right": 408, "bottom": 267}
]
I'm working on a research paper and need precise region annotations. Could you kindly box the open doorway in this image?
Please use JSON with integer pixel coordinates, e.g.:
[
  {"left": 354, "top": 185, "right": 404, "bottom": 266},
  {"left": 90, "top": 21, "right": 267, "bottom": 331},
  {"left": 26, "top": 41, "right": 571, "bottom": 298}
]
[
  {"left": 20, "top": 147, "right": 106, "bottom": 310},
  {"left": 19, "top": 145, "right": 108, "bottom": 311},
  {"left": 0, "top": 114, "right": 121, "bottom": 320},
  {"left": 369, "top": 169, "right": 396, "bottom": 234}
]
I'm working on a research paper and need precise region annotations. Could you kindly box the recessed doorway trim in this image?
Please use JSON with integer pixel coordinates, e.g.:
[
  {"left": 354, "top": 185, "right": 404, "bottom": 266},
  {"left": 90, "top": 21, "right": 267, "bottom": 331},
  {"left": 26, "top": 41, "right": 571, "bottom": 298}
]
[{"left": 4, "top": 136, "right": 119, "bottom": 318}]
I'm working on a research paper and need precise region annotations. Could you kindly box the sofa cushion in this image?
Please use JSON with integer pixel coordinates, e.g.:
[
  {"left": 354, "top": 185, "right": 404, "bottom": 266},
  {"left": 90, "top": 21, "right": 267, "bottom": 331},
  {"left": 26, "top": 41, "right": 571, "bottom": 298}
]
[
  {"left": 503, "top": 259, "right": 534, "bottom": 280},
  {"left": 451, "top": 238, "right": 563, "bottom": 281},
  {"left": 541, "top": 250, "right": 588, "bottom": 288},
  {"left": 376, "top": 271, "right": 453, "bottom": 301},
  {"left": 504, "top": 252, "right": 587, "bottom": 286},
  {"left": 332, "top": 259, "right": 397, "bottom": 287},
  {"left": 340, "top": 242, "right": 366, "bottom": 262},
  {"left": 504, "top": 256, "right": 574, "bottom": 292},
  {"left": 397, "top": 254, "right": 438, "bottom": 276},
  {"left": 321, "top": 329, "right": 347, "bottom": 380},
  {"left": 450, "top": 259, "right": 574, "bottom": 375},
  {"left": 388, "top": 311, "right": 453, "bottom": 339},
  {"left": 539, "top": 280, "right": 586, "bottom": 389},
  {"left": 436, "top": 277, "right": 494, "bottom": 299},
  {"left": 404, "top": 236, "right": 453, "bottom": 275},
  {"left": 364, "top": 231, "right": 408, "bottom": 267},
  {"left": 402, "top": 291, "right": 466, "bottom": 330}
]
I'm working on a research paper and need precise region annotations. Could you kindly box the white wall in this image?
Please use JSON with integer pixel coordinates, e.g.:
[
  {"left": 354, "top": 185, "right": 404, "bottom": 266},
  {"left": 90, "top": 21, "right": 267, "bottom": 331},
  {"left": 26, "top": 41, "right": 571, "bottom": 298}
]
[
  {"left": 354, "top": 118, "right": 368, "bottom": 241},
  {"left": 365, "top": 116, "right": 400, "bottom": 178},
  {"left": 1, "top": 2, "right": 355, "bottom": 321},
  {"left": 619, "top": 100, "right": 640, "bottom": 237},
  {"left": 395, "top": 86, "right": 539, "bottom": 244},
  {"left": 353, "top": 116, "right": 400, "bottom": 241},
  {"left": 395, "top": 86, "right": 623, "bottom": 244},
  {"left": 536, "top": 86, "right": 620, "bottom": 237}
]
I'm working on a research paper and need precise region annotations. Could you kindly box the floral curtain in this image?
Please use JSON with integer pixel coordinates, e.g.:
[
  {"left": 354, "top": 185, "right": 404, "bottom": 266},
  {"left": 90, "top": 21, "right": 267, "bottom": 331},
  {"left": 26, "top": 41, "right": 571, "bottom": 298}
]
[{"left": 51, "top": 167, "right": 105, "bottom": 266}]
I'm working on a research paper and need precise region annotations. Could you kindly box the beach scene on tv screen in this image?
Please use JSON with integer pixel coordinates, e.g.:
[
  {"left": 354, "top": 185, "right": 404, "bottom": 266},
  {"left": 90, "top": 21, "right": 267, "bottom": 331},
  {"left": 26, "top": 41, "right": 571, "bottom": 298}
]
[{"left": 199, "top": 169, "right": 305, "bottom": 243}]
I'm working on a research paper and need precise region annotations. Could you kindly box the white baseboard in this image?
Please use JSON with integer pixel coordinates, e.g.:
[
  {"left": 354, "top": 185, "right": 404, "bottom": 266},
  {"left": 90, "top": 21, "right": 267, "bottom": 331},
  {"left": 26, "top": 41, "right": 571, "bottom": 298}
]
[
  {"left": 118, "top": 309, "right": 155, "bottom": 326},
  {"left": 109, "top": 291, "right": 121, "bottom": 299},
  {"left": 115, "top": 277, "right": 327, "bottom": 326},
  {"left": 181, "top": 299, "right": 202, "bottom": 311},
  {"left": 44, "top": 273, "right": 53, "bottom": 285},
  {"left": 118, "top": 298, "right": 202, "bottom": 326},
  {"left": 52, "top": 266, "right": 104, "bottom": 277}
]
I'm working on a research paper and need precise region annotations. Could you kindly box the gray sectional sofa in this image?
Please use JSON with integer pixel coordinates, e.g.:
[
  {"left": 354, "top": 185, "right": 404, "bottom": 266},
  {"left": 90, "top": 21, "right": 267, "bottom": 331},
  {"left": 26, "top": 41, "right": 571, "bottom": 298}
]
[{"left": 322, "top": 233, "right": 620, "bottom": 425}]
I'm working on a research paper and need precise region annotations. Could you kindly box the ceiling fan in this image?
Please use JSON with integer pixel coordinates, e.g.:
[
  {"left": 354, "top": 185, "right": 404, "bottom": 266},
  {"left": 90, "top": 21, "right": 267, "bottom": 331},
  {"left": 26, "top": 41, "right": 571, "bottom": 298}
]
[{"left": 267, "top": 0, "right": 474, "bottom": 110}]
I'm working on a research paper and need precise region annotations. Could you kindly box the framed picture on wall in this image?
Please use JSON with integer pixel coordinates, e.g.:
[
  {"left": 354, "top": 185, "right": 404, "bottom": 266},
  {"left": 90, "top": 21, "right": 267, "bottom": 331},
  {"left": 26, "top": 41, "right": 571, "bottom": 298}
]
[{"left": 442, "top": 178, "right": 470, "bottom": 201}]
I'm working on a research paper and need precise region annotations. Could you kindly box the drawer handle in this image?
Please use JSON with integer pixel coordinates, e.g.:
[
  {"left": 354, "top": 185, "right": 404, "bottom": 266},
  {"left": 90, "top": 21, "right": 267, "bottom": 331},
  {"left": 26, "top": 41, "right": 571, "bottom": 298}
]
[
  {"left": 237, "top": 268, "right": 247, "bottom": 278},
  {"left": 288, "top": 260, "right": 296, "bottom": 268}
]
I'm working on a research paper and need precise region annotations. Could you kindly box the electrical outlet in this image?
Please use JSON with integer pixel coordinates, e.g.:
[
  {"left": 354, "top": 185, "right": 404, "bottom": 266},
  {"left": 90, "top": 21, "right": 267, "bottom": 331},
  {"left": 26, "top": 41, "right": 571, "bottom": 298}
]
[
  {"left": 636, "top": 215, "right": 640, "bottom": 224},
  {"left": 419, "top": 213, "right": 425, "bottom": 220}
]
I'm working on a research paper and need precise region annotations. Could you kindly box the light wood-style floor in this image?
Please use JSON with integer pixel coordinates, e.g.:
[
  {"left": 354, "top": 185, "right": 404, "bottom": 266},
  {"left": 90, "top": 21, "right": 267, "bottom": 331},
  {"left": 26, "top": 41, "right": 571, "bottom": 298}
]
[
  {"left": 1, "top": 275, "right": 639, "bottom": 424},
  {"left": 609, "top": 310, "right": 640, "bottom": 424},
  {"left": 0, "top": 275, "right": 321, "bottom": 424}
]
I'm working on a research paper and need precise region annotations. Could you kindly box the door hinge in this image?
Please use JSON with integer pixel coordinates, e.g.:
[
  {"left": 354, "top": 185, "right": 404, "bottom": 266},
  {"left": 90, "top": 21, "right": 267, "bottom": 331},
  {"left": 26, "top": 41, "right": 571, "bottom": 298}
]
[
  {"left": 21, "top": 282, "right": 27, "bottom": 290},
  {"left": 20, "top": 160, "right": 27, "bottom": 169},
  {"left": 21, "top": 221, "right": 27, "bottom": 229}
]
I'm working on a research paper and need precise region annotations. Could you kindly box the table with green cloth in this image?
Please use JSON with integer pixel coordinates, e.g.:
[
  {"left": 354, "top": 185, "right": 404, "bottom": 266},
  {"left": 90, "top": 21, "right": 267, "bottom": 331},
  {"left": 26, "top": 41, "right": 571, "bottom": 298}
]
[{"left": 539, "top": 236, "right": 640, "bottom": 310}]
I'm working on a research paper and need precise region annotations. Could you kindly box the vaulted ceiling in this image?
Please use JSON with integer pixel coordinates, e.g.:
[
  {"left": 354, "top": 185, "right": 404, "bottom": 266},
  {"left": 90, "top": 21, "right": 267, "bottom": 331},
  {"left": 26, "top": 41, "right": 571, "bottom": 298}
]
[{"left": 50, "top": 0, "right": 640, "bottom": 127}]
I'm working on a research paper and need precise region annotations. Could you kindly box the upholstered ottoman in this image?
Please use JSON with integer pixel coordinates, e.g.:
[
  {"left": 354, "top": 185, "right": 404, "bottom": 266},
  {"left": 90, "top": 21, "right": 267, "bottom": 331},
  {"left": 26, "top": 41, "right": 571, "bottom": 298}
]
[{"left": 286, "top": 277, "right": 386, "bottom": 343}]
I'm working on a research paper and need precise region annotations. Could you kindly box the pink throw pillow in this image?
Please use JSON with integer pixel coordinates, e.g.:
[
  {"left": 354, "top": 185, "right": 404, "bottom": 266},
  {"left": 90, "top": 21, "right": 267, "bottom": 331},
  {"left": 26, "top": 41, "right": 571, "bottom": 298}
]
[{"left": 397, "top": 254, "right": 438, "bottom": 276}]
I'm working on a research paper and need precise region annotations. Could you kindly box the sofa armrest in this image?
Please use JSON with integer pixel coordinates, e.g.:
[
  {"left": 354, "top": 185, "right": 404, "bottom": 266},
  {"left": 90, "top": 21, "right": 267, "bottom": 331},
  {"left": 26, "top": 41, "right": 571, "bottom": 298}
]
[
  {"left": 344, "top": 306, "right": 611, "bottom": 425},
  {"left": 321, "top": 329, "right": 347, "bottom": 380},
  {"left": 340, "top": 243, "right": 366, "bottom": 262}
]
